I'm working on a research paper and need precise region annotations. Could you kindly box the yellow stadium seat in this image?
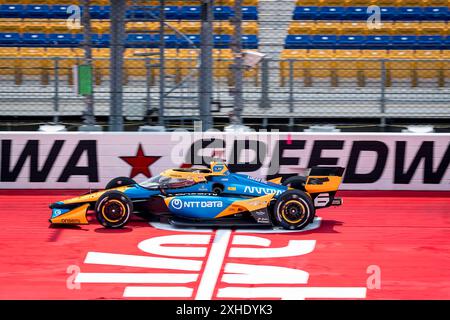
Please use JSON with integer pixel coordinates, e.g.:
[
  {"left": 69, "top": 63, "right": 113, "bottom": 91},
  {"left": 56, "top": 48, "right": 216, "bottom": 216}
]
[
  {"left": 289, "top": 21, "right": 316, "bottom": 35},
  {"left": 18, "top": 48, "right": 48, "bottom": 76},
  {"left": 48, "top": 20, "right": 75, "bottom": 34},
  {"left": 387, "top": 50, "right": 415, "bottom": 79},
  {"left": 280, "top": 49, "right": 309, "bottom": 84},
  {"left": 0, "top": 19, "right": 23, "bottom": 33},
  {"left": 340, "top": 22, "right": 368, "bottom": 35},
  {"left": 91, "top": 21, "right": 110, "bottom": 34},
  {"left": 307, "top": 49, "right": 335, "bottom": 78},
  {"left": 335, "top": 50, "right": 362, "bottom": 78},
  {"left": 178, "top": 49, "right": 199, "bottom": 77},
  {"left": 394, "top": 22, "right": 419, "bottom": 35},
  {"left": 46, "top": 0, "right": 74, "bottom": 4},
  {"left": 45, "top": 48, "right": 80, "bottom": 76},
  {"left": 124, "top": 49, "right": 151, "bottom": 77},
  {"left": 423, "top": 0, "right": 449, "bottom": 6},
  {"left": 320, "top": 0, "right": 347, "bottom": 5},
  {"left": 440, "top": 50, "right": 450, "bottom": 79},
  {"left": 315, "top": 21, "right": 341, "bottom": 35},
  {"left": 0, "top": 47, "right": 20, "bottom": 76},
  {"left": 415, "top": 50, "right": 442, "bottom": 79},
  {"left": 213, "top": 49, "right": 233, "bottom": 78},
  {"left": 296, "top": 0, "right": 324, "bottom": 6},
  {"left": 92, "top": 48, "right": 110, "bottom": 80},
  {"left": 361, "top": 50, "right": 388, "bottom": 78},
  {"left": 242, "top": 22, "right": 259, "bottom": 35},
  {"left": 217, "top": 0, "right": 259, "bottom": 4},
  {"left": 91, "top": 0, "right": 110, "bottom": 5},
  {"left": 420, "top": 22, "right": 447, "bottom": 36},
  {"left": 179, "top": 21, "right": 201, "bottom": 34},
  {"left": 0, "top": 0, "right": 32, "bottom": 4},
  {"left": 214, "top": 22, "right": 233, "bottom": 35},
  {"left": 366, "top": 22, "right": 394, "bottom": 35},
  {"left": 126, "top": 22, "right": 159, "bottom": 33},
  {"left": 344, "top": 0, "right": 391, "bottom": 5},
  {"left": 22, "top": 19, "right": 49, "bottom": 34},
  {"left": 397, "top": 0, "right": 423, "bottom": 6}
]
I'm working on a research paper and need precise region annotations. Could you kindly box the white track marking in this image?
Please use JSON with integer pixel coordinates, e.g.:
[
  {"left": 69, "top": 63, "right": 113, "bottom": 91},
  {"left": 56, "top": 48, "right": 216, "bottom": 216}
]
[
  {"left": 195, "top": 229, "right": 232, "bottom": 300},
  {"left": 124, "top": 286, "right": 193, "bottom": 298},
  {"left": 84, "top": 252, "right": 202, "bottom": 271},
  {"left": 230, "top": 240, "right": 316, "bottom": 258},
  {"left": 217, "top": 287, "right": 367, "bottom": 300},
  {"left": 75, "top": 272, "right": 198, "bottom": 284},
  {"left": 222, "top": 263, "right": 309, "bottom": 284},
  {"left": 232, "top": 235, "right": 271, "bottom": 246},
  {"left": 138, "top": 234, "right": 211, "bottom": 257}
]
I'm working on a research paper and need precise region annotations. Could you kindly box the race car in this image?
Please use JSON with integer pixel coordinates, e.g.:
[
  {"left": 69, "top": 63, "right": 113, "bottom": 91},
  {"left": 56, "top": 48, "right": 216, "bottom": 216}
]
[{"left": 49, "top": 162, "right": 344, "bottom": 230}]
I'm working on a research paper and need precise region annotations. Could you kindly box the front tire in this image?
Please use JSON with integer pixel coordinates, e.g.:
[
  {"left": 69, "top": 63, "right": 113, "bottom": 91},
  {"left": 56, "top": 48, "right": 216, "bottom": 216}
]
[
  {"left": 273, "top": 190, "right": 314, "bottom": 230},
  {"left": 95, "top": 191, "right": 133, "bottom": 228}
]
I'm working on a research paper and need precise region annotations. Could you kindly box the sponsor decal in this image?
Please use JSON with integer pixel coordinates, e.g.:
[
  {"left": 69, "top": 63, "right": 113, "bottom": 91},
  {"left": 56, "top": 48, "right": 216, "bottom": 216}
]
[
  {"left": 170, "top": 199, "right": 224, "bottom": 210},
  {"left": 73, "top": 220, "right": 367, "bottom": 299},
  {"left": 119, "top": 144, "right": 161, "bottom": 179},
  {"left": 1, "top": 133, "right": 449, "bottom": 190},
  {"left": 314, "top": 193, "right": 330, "bottom": 208},
  {"left": 244, "top": 186, "right": 283, "bottom": 196}
]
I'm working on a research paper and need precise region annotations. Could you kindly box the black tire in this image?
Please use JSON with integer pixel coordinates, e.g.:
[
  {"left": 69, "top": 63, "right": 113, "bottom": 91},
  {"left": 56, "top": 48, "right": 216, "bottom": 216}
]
[
  {"left": 273, "top": 190, "right": 315, "bottom": 230},
  {"left": 212, "top": 184, "right": 224, "bottom": 195},
  {"left": 105, "top": 176, "right": 136, "bottom": 190},
  {"left": 282, "top": 176, "right": 307, "bottom": 190},
  {"left": 95, "top": 191, "right": 133, "bottom": 228}
]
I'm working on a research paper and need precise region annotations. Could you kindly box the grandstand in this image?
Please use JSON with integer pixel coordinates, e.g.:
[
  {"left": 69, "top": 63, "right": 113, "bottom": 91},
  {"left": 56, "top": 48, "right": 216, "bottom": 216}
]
[{"left": 0, "top": 0, "right": 449, "bottom": 130}]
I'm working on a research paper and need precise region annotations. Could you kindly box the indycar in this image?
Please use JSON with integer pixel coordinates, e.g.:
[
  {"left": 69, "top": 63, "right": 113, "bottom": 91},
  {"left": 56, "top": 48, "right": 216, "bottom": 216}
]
[{"left": 49, "top": 162, "right": 344, "bottom": 230}]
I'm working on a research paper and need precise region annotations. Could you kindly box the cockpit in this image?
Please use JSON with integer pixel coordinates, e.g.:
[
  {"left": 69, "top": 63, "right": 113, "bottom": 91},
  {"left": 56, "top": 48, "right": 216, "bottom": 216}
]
[{"left": 139, "top": 175, "right": 197, "bottom": 189}]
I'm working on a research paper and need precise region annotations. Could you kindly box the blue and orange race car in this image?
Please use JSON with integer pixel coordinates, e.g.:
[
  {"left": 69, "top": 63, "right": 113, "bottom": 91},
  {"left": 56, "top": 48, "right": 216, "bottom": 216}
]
[{"left": 49, "top": 162, "right": 344, "bottom": 230}]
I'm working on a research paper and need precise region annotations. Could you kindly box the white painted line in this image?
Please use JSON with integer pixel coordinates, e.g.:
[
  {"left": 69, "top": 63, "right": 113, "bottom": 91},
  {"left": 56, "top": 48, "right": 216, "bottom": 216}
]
[
  {"left": 75, "top": 272, "right": 198, "bottom": 284},
  {"left": 217, "top": 287, "right": 367, "bottom": 300},
  {"left": 230, "top": 240, "right": 316, "bottom": 258},
  {"left": 195, "top": 229, "right": 232, "bottom": 300},
  {"left": 84, "top": 252, "right": 202, "bottom": 271},
  {"left": 124, "top": 286, "right": 193, "bottom": 298}
]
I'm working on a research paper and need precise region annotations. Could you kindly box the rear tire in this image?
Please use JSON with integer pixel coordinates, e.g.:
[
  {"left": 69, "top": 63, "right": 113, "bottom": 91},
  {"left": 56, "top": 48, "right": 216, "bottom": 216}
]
[
  {"left": 273, "top": 190, "right": 314, "bottom": 230},
  {"left": 105, "top": 176, "right": 136, "bottom": 190},
  {"left": 95, "top": 191, "right": 133, "bottom": 228}
]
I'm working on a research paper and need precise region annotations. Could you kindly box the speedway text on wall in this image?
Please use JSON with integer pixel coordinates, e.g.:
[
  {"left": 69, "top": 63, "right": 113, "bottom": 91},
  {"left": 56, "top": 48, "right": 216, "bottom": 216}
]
[{"left": 0, "top": 132, "right": 449, "bottom": 190}]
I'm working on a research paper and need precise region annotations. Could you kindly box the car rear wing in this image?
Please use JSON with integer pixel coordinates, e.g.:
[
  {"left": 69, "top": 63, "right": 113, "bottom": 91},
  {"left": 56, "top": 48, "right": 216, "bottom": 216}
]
[{"left": 305, "top": 166, "right": 345, "bottom": 194}]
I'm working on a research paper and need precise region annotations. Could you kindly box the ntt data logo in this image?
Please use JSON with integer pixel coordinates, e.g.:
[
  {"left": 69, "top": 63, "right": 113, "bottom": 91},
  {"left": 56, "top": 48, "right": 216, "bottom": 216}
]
[
  {"left": 170, "top": 199, "right": 183, "bottom": 210},
  {"left": 71, "top": 219, "right": 368, "bottom": 299}
]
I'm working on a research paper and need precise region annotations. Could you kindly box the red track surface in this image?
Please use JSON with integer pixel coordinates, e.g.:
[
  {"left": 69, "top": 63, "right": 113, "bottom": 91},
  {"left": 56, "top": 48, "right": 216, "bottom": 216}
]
[{"left": 0, "top": 190, "right": 449, "bottom": 300}]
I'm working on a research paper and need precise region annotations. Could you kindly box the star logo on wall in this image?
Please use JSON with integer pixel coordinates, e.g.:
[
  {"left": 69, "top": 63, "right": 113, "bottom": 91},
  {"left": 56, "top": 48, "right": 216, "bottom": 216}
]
[{"left": 119, "top": 144, "right": 161, "bottom": 179}]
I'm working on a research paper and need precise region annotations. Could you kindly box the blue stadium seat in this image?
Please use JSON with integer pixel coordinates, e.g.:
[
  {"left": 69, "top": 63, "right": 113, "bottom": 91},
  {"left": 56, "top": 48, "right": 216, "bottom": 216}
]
[
  {"left": 391, "top": 35, "right": 416, "bottom": 48},
  {"left": 126, "top": 6, "right": 150, "bottom": 19},
  {"left": 0, "top": 33, "right": 20, "bottom": 45},
  {"left": 241, "top": 6, "right": 258, "bottom": 20},
  {"left": 379, "top": 7, "right": 398, "bottom": 20},
  {"left": 126, "top": 34, "right": 152, "bottom": 48},
  {"left": 423, "top": 7, "right": 449, "bottom": 21},
  {"left": 154, "top": 34, "right": 179, "bottom": 48},
  {"left": 397, "top": 7, "right": 423, "bottom": 21},
  {"left": 311, "top": 35, "right": 337, "bottom": 48},
  {"left": 242, "top": 35, "right": 258, "bottom": 49},
  {"left": 444, "top": 36, "right": 450, "bottom": 49},
  {"left": 344, "top": 7, "right": 368, "bottom": 20},
  {"left": 0, "top": 4, "right": 23, "bottom": 18},
  {"left": 337, "top": 35, "right": 365, "bottom": 48},
  {"left": 164, "top": 6, "right": 180, "bottom": 20},
  {"left": 25, "top": 5, "right": 49, "bottom": 19},
  {"left": 179, "top": 35, "right": 200, "bottom": 48},
  {"left": 181, "top": 6, "right": 201, "bottom": 20},
  {"left": 214, "top": 35, "right": 231, "bottom": 48},
  {"left": 49, "top": 33, "right": 75, "bottom": 47},
  {"left": 365, "top": 35, "right": 390, "bottom": 49},
  {"left": 318, "top": 7, "right": 344, "bottom": 20},
  {"left": 285, "top": 35, "right": 311, "bottom": 49},
  {"left": 50, "top": 5, "right": 70, "bottom": 19},
  {"left": 91, "top": 34, "right": 110, "bottom": 47},
  {"left": 293, "top": 6, "right": 318, "bottom": 20},
  {"left": 22, "top": 33, "right": 48, "bottom": 46},
  {"left": 214, "top": 6, "right": 232, "bottom": 20},
  {"left": 417, "top": 35, "right": 443, "bottom": 49}
]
